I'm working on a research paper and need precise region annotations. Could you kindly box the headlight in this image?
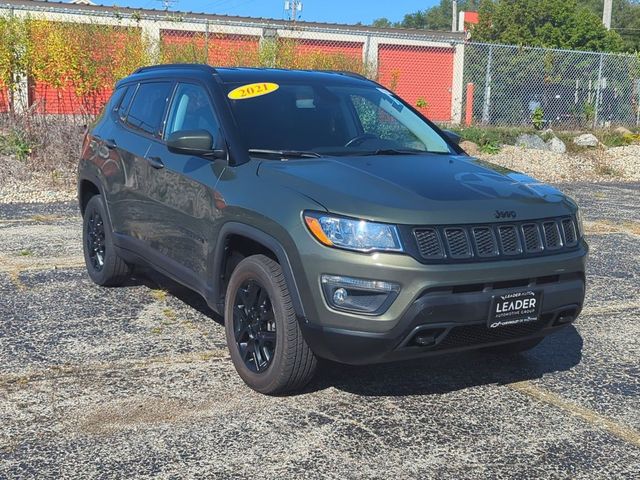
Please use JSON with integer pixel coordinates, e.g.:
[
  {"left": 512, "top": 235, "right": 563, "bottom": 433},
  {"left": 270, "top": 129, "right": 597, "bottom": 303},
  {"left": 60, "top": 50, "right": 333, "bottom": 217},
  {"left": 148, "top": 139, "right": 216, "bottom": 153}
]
[
  {"left": 304, "top": 211, "right": 403, "bottom": 253},
  {"left": 575, "top": 207, "right": 585, "bottom": 237}
]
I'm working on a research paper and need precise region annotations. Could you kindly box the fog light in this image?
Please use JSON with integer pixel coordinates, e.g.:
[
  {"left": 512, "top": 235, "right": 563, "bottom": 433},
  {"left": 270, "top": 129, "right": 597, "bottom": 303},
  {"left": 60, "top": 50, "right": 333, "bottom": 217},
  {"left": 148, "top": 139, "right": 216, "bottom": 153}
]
[
  {"left": 321, "top": 274, "right": 400, "bottom": 315},
  {"left": 333, "top": 288, "right": 348, "bottom": 305}
]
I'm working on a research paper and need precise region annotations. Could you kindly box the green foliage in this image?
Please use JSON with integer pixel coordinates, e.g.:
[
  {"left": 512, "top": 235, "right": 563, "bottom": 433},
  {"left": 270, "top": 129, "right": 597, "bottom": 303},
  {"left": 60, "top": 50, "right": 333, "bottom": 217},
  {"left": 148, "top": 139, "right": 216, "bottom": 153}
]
[
  {"left": 582, "top": 102, "right": 596, "bottom": 124},
  {"left": 449, "top": 125, "right": 531, "bottom": 148},
  {"left": 580, "top": 0, "right": 640, "bottom": 53},
  {"left": 531, "top": 106, "right": 544, "bottom": 130},
  {"left": 415, "top": 97, "right": 428, "bottom": 109},
  {"left": 472, "top": 0, "right": 625, "bottom": 52},
  {"left": 0, "top": 15, "right": 28, "bottom": 95},
  {"left": 373, "top": 1, "right": 478, "bottom": 30},
  {"left": 371, "top": 18, "right": 393, "bottom": 28},
  {"left": 0, "top": 129, "right": 32, "bottom": 161},
  {"left": 479, "top": 141, "right": 501, "bottom": 154}
]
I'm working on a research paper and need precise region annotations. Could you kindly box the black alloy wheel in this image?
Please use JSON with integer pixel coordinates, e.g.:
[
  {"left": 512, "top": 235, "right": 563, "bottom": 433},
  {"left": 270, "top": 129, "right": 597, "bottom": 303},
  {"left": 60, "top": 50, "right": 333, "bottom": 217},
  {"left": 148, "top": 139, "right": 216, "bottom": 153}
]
[
  {"left": 86, "top": 210, "right": 106, "bottom": 272},
  {"left": 233, "top": 280, "right": 277, "bottom": 373}
]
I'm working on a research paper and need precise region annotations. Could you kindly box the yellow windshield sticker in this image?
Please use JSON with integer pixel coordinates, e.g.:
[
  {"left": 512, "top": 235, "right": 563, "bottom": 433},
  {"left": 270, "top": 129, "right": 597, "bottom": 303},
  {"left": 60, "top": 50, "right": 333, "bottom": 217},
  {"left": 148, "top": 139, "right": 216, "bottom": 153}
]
[{"left": 228, "top": 83, "right": 279, "bottom": 100}]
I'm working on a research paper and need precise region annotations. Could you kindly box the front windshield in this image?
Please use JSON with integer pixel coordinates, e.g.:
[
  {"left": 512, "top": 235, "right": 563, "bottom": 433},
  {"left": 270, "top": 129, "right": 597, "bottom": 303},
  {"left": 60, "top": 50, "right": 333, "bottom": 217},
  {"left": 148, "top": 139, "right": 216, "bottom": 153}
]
[{"left": 225, "top": 81, "right": 452, "bottom": 156}]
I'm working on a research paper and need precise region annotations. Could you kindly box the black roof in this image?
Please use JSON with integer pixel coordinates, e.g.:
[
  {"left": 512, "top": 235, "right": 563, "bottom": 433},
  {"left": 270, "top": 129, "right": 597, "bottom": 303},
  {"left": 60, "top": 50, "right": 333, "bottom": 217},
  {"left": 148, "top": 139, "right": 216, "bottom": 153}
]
[{"left": 126, "top": 64, "right": 372, "bottom": 87}]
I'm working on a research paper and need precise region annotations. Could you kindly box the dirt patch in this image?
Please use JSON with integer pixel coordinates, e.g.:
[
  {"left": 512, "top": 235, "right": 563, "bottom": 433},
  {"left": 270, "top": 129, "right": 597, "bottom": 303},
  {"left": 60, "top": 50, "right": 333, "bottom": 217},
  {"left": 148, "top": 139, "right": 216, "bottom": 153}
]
[{"left": 585, "top": 220, "right": 640, "bottom": 236}]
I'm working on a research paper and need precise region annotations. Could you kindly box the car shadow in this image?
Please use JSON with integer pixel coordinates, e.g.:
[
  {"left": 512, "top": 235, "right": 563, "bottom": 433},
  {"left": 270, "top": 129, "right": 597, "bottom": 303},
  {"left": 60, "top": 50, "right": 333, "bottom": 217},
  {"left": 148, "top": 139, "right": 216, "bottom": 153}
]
[
  {"left": 127, "top": 267, "right": 224, "bottom": 326},
  {"left": 306, "top": 326, "right": 583, "bottom": 397},
  {"left": 124, "top": 267, "right": 583, "bottom": 398}
]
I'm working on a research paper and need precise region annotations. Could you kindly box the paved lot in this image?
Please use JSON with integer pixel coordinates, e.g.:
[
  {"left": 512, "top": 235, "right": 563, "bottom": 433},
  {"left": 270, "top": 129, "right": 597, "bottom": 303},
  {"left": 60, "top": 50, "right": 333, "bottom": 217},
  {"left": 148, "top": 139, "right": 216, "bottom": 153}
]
[{"left": 0, "top": 183, "right": 638, "bottom": 479}]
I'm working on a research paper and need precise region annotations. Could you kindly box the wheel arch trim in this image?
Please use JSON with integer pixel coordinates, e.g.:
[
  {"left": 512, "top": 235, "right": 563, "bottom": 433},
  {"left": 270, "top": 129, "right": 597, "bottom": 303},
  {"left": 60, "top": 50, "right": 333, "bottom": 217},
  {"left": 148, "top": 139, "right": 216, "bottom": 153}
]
[{"left": 212, "top": 222, "right": 306, "bottom": 320}]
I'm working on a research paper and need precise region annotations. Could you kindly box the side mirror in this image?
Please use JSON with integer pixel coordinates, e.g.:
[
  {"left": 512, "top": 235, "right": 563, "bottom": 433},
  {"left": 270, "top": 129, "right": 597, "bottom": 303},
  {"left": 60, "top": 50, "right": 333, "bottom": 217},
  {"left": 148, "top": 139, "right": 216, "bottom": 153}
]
[
  {"left": 167, "top": 129, "right": 226, "bottom": 158},
  {"left": 443, "top": 129, "right": 461, "bottom": 145}
]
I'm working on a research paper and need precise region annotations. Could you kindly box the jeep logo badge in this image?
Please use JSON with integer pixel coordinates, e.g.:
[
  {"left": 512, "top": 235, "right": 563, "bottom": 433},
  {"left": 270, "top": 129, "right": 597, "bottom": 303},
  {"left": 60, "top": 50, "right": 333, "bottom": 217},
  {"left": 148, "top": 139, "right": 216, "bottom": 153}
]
[{"left": 495, "top": 210, "right": 517, "bottom": 219}]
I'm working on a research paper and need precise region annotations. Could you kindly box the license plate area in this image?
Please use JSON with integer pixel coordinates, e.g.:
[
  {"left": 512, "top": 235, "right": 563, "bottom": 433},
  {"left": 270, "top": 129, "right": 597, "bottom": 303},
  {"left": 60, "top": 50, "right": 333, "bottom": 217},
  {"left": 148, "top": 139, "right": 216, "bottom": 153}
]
[{"left": 488, "top": 290, "right": 542, "bottom": 329}]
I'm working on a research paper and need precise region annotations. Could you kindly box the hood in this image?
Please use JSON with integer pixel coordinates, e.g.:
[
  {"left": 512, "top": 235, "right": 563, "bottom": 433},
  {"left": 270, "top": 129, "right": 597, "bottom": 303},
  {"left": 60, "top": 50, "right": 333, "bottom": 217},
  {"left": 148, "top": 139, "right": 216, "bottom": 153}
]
[{"left": 257, "top": 154, "right": 576, "bottom": 225}]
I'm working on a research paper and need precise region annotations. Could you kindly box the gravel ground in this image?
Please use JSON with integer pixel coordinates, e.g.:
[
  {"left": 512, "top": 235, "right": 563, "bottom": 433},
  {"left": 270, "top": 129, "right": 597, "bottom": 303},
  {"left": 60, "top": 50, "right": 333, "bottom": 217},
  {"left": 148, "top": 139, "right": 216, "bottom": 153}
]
[
  {"left": 0, "top": 182, "right": 638, "bottom": 478},
  {"left": 477, "top": 145, "right": 640, "bottom": 184}
]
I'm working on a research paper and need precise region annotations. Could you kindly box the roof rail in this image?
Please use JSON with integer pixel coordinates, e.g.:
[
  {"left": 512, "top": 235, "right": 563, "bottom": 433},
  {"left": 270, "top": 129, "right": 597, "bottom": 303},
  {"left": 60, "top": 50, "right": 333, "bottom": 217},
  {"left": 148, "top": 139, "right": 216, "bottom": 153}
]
[
  {"left": 133, "top": 64, "right": 217, "bottom": 74},
  {"left": 315, "top": 70, "right": 369, "bottom": 80}
]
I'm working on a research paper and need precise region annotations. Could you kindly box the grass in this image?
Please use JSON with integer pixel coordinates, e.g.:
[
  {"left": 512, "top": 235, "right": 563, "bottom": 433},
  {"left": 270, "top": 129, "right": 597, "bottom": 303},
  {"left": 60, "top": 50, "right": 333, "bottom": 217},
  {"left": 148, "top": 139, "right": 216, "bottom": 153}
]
[
  {"left": 19, "top": 249, "right": 33, "bottom": 256},
  {"left": 449, "top": 126, "right": 536, "bottom": 150},
  {"left": 150, "top": 290, "right": 168, "bottom": 302}
]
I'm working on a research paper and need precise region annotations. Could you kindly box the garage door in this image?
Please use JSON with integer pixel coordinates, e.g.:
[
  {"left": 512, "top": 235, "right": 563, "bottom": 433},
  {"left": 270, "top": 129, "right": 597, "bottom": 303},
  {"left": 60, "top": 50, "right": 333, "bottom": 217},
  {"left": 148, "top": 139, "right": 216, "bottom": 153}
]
[{"left": 378, "top": 44, "right": 454, "bottom": 122}]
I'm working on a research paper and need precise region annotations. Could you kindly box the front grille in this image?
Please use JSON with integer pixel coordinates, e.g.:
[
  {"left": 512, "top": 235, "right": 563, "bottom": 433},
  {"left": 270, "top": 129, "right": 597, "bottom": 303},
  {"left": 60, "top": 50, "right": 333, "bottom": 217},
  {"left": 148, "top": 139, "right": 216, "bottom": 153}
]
[
  {"left": 562, "top": 218, "right": 578, "bottom": 247},
  {"left": 497, "top": 225, "right": 521, "bottom": 255},
  {"left": 522, "top": 223, "right": 543, "bottom": 253},
  {"left": 413, "top": 217, "right": 579, "bottom": 263},
  {"left": 444, "top": 228, "right": 472, "bottom": 259},
  {"left": 414, "top": 228, "right": 444, "bottom": 259},
  {"left": 542, "top": 221, "right": 562, "bottom": 250}
]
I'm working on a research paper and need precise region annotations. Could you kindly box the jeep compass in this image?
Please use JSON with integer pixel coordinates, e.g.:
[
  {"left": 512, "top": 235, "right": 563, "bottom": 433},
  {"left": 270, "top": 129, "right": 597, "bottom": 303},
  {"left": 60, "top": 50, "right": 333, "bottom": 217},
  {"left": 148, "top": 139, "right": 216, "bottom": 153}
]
[{"left": 78, "top": 65, "right": 588, "bottom": 394}]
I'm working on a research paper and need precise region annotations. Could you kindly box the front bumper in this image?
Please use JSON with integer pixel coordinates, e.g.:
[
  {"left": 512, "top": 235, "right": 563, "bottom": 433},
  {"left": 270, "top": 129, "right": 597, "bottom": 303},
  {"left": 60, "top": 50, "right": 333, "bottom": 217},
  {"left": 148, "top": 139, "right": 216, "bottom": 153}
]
[{"left": 296, "top": 240, "right": 588, "bottom": 365}]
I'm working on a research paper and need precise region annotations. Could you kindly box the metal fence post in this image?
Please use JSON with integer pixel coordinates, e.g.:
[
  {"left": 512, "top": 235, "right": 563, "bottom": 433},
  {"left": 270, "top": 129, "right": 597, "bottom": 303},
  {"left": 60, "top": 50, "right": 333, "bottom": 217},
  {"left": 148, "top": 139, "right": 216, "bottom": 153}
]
[
  {"left": 481, "top": 45, "right": 493, "bottom": 124},
  {"left": 593, "top": 53, "right": 604, "bottom": 129},
  {"left": 204, "top": 21, "right": 209, "bottom": 64}
]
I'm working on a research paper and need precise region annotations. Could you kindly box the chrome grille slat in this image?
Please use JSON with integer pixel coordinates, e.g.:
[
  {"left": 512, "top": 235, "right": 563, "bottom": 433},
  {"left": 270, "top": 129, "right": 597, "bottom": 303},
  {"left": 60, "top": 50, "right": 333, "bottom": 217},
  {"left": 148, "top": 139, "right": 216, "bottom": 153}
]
[{"left": 413, "top": 217, "right": 578, "bottom": 262}]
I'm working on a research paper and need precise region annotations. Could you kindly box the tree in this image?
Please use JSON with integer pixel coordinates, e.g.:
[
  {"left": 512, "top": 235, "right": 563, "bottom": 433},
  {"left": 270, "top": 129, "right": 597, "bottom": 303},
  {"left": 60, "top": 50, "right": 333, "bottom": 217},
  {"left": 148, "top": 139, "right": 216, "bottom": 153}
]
[
  {"left": 372, "top": 0, "right": 478, "bottom": 30},
  {"left": 472, "top": 0, "right": 625, "bottom": 52},
  {"left": 581, "top": 0, "right": 640, "bottom": 52},
  {"left": 371, "top": 18, "right": 392, "bottom": 28}
]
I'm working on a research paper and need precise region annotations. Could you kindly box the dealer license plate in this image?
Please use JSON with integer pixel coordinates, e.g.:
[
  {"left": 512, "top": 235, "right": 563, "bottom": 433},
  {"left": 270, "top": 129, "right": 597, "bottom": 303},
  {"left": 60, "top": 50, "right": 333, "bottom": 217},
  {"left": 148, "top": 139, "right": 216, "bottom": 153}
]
[{"left": 488, "top": 290, "right": 542, "bottom": 329}]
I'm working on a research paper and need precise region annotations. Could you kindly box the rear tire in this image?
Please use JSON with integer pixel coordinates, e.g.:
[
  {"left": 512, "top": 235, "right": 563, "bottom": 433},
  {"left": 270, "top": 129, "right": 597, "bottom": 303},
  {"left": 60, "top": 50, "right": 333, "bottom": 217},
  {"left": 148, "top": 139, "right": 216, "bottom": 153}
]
[
  {"left": 224, "top": 254, "right": 317, "bottom": 395},
  {"left": 482, "top": 337, "right": 544, "bottom": 354},
  {"left": 82, "top": 195, "right": 131, "bottom": 286}
]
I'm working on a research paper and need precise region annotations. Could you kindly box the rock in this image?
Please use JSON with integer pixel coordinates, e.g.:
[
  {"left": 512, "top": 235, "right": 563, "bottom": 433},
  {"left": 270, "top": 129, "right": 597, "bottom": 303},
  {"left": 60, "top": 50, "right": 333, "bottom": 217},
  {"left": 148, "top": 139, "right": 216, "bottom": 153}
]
[
  {"left": 546, "top": 136, "right": 566, "bottom": 154},
  {"left": 460, "top": 140, "right": 480, "bottom": 156},
  {"left": 516, "top": 134, "right": 548, "bottom": 151},
  {"left": 613, "top": 126, "right": 632, "bottom": 136},
  {"left": 573, "top": 133, "right": 599, "bottom": 147}
]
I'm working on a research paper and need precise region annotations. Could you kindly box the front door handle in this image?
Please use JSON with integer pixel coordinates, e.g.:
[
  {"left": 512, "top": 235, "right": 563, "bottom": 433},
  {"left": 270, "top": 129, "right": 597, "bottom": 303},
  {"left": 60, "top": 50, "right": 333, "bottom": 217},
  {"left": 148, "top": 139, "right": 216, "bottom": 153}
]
[{"left": 146, "top": 156, "right": 164, "bottom": 169}]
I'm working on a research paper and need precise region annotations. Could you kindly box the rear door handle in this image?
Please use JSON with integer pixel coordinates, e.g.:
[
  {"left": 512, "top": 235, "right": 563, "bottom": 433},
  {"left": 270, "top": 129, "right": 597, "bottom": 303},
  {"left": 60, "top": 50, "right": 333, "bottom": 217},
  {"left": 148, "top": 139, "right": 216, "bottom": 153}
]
[{"left": 146, "top": 156, "right": 164, "bottom": 169}]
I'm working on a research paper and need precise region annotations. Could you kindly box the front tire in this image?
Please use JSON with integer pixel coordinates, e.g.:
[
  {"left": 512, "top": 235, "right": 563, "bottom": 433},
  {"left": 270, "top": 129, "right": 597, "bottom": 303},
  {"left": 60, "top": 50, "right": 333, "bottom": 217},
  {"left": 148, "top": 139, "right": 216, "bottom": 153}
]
[
  {"left": 224, "top": 254, "right": 317, "bottom": 395},
  {"left": 82, "top": 195, "right": 131, "bottom": 286}
]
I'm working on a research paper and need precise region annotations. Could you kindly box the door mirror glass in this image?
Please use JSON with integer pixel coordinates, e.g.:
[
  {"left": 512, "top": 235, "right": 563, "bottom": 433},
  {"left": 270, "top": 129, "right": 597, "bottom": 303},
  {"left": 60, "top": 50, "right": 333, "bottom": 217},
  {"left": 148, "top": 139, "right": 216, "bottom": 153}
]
[{"left": 167, "top": 129, "right": 215, "bottom": 156}]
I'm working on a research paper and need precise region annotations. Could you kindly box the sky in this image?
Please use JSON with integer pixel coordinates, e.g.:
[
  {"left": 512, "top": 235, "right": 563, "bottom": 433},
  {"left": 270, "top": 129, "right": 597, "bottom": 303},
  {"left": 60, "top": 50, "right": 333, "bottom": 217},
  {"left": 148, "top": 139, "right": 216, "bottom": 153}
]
[{"left": 97, "top": 0, "right": 441, "bottom": 25}]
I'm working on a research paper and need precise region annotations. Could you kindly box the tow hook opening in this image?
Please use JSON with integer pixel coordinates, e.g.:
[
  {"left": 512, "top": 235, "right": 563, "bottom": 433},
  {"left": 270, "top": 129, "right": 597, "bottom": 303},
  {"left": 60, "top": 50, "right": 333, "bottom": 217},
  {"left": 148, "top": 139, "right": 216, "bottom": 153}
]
[
  {"left": 409, "top": 328, "right": 446, "bottom": 347},
  {"left": 553, "top": 307, "right": 579, "bottom": 326}
]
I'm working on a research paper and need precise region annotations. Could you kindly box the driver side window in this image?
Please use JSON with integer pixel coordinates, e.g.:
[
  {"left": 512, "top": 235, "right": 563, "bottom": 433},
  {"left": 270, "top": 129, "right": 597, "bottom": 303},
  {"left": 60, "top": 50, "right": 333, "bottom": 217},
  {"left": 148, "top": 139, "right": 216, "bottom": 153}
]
[
  {"left": 350, "top": 95, "right": 425, "bottom": 151},
  {"left": 166, "top": 83, "right": 219, "bottom": 139}
]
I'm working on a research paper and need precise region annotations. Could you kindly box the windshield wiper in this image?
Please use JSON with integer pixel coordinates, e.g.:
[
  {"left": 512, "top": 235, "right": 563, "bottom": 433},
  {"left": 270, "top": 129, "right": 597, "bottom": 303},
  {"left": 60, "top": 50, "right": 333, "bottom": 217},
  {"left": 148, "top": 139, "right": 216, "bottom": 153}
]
[
  {"left": 248, "top": 149, "right": 322, "bottom": 159},
  {"left": 358, "top": 148, "right": 450, "bottom": 156}
]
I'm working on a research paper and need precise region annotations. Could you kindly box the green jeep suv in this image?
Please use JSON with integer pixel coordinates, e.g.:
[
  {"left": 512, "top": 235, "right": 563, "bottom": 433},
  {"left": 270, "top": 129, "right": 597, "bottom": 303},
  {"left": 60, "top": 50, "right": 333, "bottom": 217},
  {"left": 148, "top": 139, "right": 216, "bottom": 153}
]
[{"left": 78, "top": 65, "right": 588, "bottom": 394}]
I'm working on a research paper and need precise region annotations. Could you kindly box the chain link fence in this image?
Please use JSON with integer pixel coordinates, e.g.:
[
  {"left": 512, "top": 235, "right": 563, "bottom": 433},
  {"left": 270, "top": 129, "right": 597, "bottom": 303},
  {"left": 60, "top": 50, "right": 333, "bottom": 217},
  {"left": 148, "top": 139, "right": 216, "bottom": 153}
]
[
  {"left": 462, "top": 42, "right": 640, "bottom": 129},
  {"left": 1, "top": 1, "right": 639, "bottom": 129}
]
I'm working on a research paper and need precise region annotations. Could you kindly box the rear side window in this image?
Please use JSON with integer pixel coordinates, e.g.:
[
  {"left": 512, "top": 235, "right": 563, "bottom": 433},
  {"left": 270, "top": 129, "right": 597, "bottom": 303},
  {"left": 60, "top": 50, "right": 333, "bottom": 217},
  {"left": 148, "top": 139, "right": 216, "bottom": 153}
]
[
  {"left": 125, "top": 82, "right": 173, "bottom": 137},
  {"left": 117, "top": 85, "right": 136, "bottom": 121}
]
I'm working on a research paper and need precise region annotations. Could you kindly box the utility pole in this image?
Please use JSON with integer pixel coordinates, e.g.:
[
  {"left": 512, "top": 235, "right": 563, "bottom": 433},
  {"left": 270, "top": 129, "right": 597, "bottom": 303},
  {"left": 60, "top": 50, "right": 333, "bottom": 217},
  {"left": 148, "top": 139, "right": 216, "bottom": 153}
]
[
  {"left": 452, "top": 0, "right": 458, "bottom": 32},
  {"left": 285, "top": 1, "right": 302, "bottom": 22},
  {"left": 603, "top": 0, "right": 612, "bottom": 30}
]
